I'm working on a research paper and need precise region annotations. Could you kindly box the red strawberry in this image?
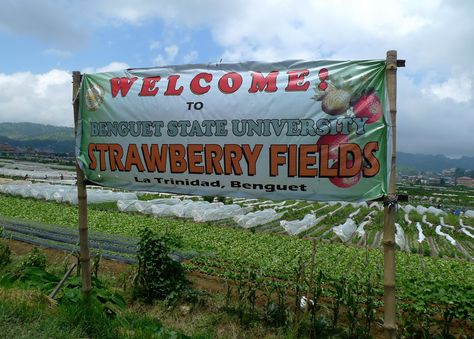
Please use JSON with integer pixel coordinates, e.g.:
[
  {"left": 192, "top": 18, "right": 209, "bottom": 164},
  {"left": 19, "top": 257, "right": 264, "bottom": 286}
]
[
  {"left": 329, "top": 160, "right": 362, "bottom": 188},
  {"left": 316, "top": 134, "right": 349, "bottom": 160},
  {"left": 353, "top": 90, "right": 382, "bottom": 124}
]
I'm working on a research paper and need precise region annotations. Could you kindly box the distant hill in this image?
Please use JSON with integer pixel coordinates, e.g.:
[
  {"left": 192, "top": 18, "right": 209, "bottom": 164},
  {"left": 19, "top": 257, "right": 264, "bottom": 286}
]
[
  {"left": 0, "top": 122, "right": 473, "bottom": 171},
  {"left": 0, "top": 122, "right": 74, "bottom": 153},
  {"left": 397, "top": 152, "right": 474, "bottom": 172},
  {"left": 0, "top": 122, "right": 73, "bottom": 141}
]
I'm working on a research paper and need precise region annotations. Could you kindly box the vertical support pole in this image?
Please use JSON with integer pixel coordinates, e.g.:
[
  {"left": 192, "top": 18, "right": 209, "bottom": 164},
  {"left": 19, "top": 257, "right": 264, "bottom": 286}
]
[
  {"left": 383, "top": 51, "right": 398, "bottom": 338},
  {"left": 72, "top": 71, "right": 92, "bottom": 297}
]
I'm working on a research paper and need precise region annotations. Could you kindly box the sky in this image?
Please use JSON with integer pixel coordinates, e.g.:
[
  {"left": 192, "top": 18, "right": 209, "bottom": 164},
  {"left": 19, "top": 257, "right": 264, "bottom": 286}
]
[{"left": 0, "top": 0, "right": 473, "bottom": 157}]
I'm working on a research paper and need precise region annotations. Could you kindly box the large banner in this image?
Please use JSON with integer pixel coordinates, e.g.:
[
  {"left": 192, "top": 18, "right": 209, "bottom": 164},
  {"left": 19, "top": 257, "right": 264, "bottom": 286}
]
[{"left": 77, "top": 60, "right": 391, "bottom": 201}]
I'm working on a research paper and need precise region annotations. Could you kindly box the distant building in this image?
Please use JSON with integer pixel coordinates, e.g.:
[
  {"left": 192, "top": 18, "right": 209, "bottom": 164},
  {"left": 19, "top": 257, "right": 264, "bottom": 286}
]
[{"left": 457, "top": 176, "right": 474, "bottom": 188}]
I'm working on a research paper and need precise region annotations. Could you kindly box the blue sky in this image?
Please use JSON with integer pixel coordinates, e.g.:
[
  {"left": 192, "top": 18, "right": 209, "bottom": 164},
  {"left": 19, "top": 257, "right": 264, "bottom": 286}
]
[{"left": 0, "top": 0, "right": 473, "bottom": 157}]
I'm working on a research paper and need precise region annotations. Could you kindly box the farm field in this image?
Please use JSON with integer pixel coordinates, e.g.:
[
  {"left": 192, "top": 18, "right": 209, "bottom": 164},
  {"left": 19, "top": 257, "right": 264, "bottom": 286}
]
[
  {"left": 1, "top": 180, "right": 473, "bottom": 261},
  {"left": 0, "top": 160, "right": 474, "bottom": 336},
  {"left": 0, "top": 189, "right": 473, "bottom": 336}
]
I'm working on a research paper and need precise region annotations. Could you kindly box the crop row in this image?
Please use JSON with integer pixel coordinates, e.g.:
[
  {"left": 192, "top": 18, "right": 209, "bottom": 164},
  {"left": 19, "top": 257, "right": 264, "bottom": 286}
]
[{"left": 0, "top": 194, "right": 473, "bottom": 309}]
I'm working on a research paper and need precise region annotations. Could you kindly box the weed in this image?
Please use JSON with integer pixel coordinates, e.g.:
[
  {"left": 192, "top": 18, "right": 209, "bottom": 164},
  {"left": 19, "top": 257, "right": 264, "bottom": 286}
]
[
  {"left": 0, "top": 242, "right": 11, "bottom": 267},
  {"left": 20, "top": 247, "right": 47, "bottom": 270},
  {"left": 132, "top": 227, "right": 187, "bottom": 303}
]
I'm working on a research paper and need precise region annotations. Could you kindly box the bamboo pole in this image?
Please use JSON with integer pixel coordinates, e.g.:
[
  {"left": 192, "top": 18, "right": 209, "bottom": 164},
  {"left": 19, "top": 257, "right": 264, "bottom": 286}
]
[
  {"left": 49, "top": 263, "right": 77, "bottom": 299},
  {"left": 72, "top": 71, "right": 92, "bottom": 297},
  {"left": 383, "top": 50, "right": 398, "bottom": 338}
]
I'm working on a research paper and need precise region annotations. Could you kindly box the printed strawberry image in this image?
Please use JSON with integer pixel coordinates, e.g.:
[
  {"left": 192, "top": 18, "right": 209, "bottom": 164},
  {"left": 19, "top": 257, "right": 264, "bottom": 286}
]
[
  {"left": 352, "top": 89, "right": 382, "bottom": 124},
  {"left": 316, "top": 134, "right": 349, "bottom": 160},
  {"left": 329, "top": 160, "right": 362, "bottom": 188}
]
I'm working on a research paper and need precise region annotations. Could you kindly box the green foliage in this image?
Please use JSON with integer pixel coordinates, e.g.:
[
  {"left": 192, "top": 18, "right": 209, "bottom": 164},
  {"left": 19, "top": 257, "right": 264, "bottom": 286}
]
[
  {"left": 216, "top": 195, "right": 227, "bottom": 204},
  {"left": 59, "top": 297, "right": 116, "bottom": 339},
  {"left": 0, "top": 266, "right": 59, "bottom": 292},
  {"left": 57, "top": 276, "right": 126, "bottom": 317},
  {"left": 0, "top": 241, "right": 11, "bottom": 267},
  {"left": 0, "top": 298, "right": 86, "bottom": 338},
  {"left": 202, "top": 196, "right": 215, "bottom": 203},
  {"left": 0, "top": 262, "right": 126, "bottom": 317},
  {"left": 20, "top": 247, "right": 47, "bottom": 270},
  {"left": 0, "top": 194, "right": 473, "bottom": 335},
  {"left": 133, "top": 227, "right": 187, "bottom": 303},
  {"left": 0, "top": 294, "right": 189, "bottom": 339}
]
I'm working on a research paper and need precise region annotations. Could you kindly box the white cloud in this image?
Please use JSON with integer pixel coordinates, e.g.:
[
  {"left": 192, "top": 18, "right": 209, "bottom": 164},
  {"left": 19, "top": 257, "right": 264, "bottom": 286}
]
[
  {"left": 398, "top": 74, "right": 474, "bottom": 157},
  {"left": 0, "top": 70, "right": 72, "bottom": 127},
  {"left": 96, "top": 62, "right": 130, "bottom": 72},
  {"left": 153, "top": 45, "right": 179, "bottom": 66},
  {"left": 165, "top": 45, "right": 179, "bottom": 60},
  {"left": 0, "top": 0, "right": 90, "bottom": 49},
  {"left": 152, "top": 55, "right": 166, "bottom": 66},
  {"left": 427, "top": 76, "right": 472, "bottom": 103},
  {"left": 43, "top": 48, "right": 72, "bottom": 58},
  {"left": 183, "top": 50, "right": 198, "bottom": 63}
]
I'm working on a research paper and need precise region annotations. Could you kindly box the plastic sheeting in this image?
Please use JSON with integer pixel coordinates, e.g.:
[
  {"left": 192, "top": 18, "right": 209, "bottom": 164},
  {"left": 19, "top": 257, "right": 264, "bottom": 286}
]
[
  {"left": 354, "top": 211, "right": 376, "bottom": 238},
  {"left": 369, "top": 202, "right": 383, "bottom": 211},
  {"left": 416, "top": 222, "right": 425, "bottom": 243},
  {"left": 329, "top": 204, "right": 344, "bottom": 216},
  {"left": 427, "top": 206, "right": 446, "bottom": 216},
  {"left": 422, "top": 215, "right": 433, "bottom": 227},
  {"left": 117, "top": 199, "right": 249, "bottom": 221},
  {"left": 172, "top": 201, "right": 217, "bottom": 218},
  {"left": 402, "top": 204, "right": 445, "bottom": 216},
  {"left": 117, "top": 198, "right": 181, "bottom": 214},
  {"left": 281, "top": 214, "right": 318, "bottom": 235},
  {"left": 402, "top": 204, "right": 416, "bottom": 214},
  {"left": 349, "top": 208, "right": 361, "bottom": 218},
  {"left": 461, "top": 228, "right": 474, "bottom": 240},
  {"left": 416, "top": 205, "right": 446, "bottom": 216},
  {"left": 0, "top": 183, "right": 137, "bottom": 204},
  {"left": 439, "top": 217, "right": 455, "bottom": 229},
  {"left": 395, "top": 223, "right": 406, "bottom": 250},
  {"left": 0, "top": 167, "right": 75, "bottom": 181},
  {"left": 275, "top": 202, "right": 299, "bottom": 210},
  {"left": 332, "top": 218, "right": 357, "bottom": 242},
  {"left": 404, "top": 213, "right": 412, "bottom": 225},
  {"left": 355, "top": 220, "right": 371, "bottom": 238},
  {"left": 435, "top": 225, "right": 457, "bottom": 246},
  {"left": 192, "top": 204, "right": 247, "bottom": 222},
  {"left": 234, "top": 209, "right": 283, "bottom": 228}
]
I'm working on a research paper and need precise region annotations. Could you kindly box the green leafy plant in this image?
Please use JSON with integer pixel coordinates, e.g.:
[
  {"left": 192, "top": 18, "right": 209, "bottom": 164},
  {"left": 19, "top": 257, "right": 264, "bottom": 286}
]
[
  {"left": 132, "top": 227, "right": 187, "bottom": 303},
  {"left": 20, "top": 247, "right": 47, "bottom": 270},
  {"left": 0, "top": 242, "right": 11, "bottom": 267},
  {"left": 202, "top": 196, "right": 215, "bottom": 203}
]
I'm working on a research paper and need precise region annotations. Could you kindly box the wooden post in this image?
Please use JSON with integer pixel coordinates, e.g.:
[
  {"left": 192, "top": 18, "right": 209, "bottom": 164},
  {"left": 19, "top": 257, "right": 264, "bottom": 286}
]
[
  {"left": 72, "top": 71, "right": 92, "bottom": 297},
  {"left": 383, "top": 50, "right": 398, "bottom": 338},
  {"left": 49, "top": 263, "right": 77, "bottom": 299}
]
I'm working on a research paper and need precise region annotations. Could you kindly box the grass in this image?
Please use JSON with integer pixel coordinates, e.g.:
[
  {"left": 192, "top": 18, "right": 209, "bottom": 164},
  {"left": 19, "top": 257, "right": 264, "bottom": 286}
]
[
  {"left": 0, "top": 296, "right": 86, "bottom": 339},
  {"left": 0, "top": 243, "right": 286, "bottom": 339},
  {"left": 0, "top": 289, "right": 196, "bottom": 339}
]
